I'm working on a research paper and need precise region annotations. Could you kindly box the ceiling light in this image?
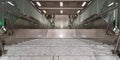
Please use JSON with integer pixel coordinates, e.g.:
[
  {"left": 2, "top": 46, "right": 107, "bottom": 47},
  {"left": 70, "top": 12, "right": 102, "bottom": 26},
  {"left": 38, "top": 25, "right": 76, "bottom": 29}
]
[
  {"left": 108, "top": 2, "right": 114, "bottom": 7},
  {"left": 43, "top": 10, "right": 47, "bottom": 13},
  {"left": 60, "top": 2, "right": 63, "bottom": 7},
  {"left": 77, "top": 10, "right": 80, "bottom": 14},
  {"left": 60, "top": 10, "right": 63, "bottom": 14},
  {"left": 36, "top": 2, "right": 41, "bottom": 6},
  {"left": 82, "top": 2, "right": 87, "bottom": 7},
  {"left": 7, "top": 1, "right": 14, "bottom": 6}
]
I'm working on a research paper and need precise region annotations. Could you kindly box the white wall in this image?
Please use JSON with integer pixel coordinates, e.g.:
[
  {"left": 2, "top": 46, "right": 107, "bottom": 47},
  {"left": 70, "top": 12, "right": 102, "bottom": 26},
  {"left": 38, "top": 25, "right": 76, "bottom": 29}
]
[{"left": 55, "top": 15, "right": 69, "bottom": 28}]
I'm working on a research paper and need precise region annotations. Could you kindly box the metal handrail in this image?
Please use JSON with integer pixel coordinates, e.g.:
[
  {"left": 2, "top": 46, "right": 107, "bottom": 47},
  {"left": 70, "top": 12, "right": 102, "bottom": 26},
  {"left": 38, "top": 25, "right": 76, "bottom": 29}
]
[
  {"left": 79, "top": 4, "right": 120, "bottom": 26},
  {"left": 99, "top": 4, "right": 120, "bottom": 16},
  {"left": 98, "top": 4, "right": 120, "bottom": 35}
]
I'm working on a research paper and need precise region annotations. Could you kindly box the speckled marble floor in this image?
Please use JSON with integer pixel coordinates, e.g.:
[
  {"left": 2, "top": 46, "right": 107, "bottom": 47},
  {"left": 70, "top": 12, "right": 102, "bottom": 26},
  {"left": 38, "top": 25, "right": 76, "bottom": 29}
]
[{"left": 0, "top": 39, "right": 119, "bottom": 60}]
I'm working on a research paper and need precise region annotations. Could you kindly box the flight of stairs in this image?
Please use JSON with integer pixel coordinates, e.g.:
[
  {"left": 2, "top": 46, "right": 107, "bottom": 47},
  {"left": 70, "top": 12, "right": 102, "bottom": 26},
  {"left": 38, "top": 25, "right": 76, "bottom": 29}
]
[{"left": 0, "top": 39, "right": 120, "bottom": 60}]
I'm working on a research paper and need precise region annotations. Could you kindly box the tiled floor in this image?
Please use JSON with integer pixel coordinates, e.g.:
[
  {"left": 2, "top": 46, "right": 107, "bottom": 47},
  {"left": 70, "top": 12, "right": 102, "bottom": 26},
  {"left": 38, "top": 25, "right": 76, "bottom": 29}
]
[{"left": 0, "top": 39, "right": 119, "bottom": 60}]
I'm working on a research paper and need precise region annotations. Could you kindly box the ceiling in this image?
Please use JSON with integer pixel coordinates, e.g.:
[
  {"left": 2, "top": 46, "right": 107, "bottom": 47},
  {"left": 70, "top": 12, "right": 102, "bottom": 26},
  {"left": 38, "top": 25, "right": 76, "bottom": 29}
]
[{"left": 32, "top": 0, "right": 92, "bottom": 15}]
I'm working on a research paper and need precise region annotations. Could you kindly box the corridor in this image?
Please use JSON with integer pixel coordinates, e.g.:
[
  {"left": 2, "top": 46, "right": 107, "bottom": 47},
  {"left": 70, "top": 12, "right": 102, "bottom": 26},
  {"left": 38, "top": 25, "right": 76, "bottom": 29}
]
[{"left": 0, "top": 0, "right": 120, "bottom": 60}]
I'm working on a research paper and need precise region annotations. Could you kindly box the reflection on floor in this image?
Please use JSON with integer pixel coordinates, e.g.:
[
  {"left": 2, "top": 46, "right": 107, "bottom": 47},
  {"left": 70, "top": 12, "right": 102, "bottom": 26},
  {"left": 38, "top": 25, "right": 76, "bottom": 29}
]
[
  {"left": 5, "top": 29, "right": 116, "bottom": 45},
  {"left": 47, "top": 29, "right": 76, "bottom": 38},
  {"left": 0, "top": 39, "right": 119, "bottom": 60},
  {"left": 6, "top": 29, "right": 110, "bottom": 38}
]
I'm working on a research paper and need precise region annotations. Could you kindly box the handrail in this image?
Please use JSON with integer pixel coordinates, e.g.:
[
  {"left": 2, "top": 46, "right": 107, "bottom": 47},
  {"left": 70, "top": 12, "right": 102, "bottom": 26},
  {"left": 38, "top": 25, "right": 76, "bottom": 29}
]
[
  {"left": 84, "top": 4, "right": 120, "bottom": 34},
  {"left": 98, "top": 4, "right": 120, "bottom": 35},
  {"left": 99, "top": 4, "right": 120, "bottom": 16},
  {"left": 78, "top": 4, "right": 120, "bottom": 34},
  {"left": 82, "top": 14, "right": 101, "bottom": 24},
  {"left": 80, "top": 4, "right": 120, "bottom": 23}
]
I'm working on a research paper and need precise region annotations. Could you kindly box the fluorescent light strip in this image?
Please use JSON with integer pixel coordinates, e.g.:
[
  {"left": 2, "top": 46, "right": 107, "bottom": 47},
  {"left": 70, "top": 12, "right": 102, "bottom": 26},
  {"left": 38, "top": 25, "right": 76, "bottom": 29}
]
[
  {"left": 60, "top": 2, "right": 63, "bottom": 7},
  {"left": 108, "top": 2, "right": 114, "bottom": 7},
  {"left": 43, "top": 10, "right": 47, "bottom": 13},
  {"left": 7, "top": 1, "right": 14, "bottom": 6},
  {"left": 36, "top": 2, "right": 41, "bottom": 6},
  {"left": 77, "top": 10, "right": 80, "bottom": 14},
  {"left": 82, "top": 2, "right": 87, "bottom": 7},
  {"left": 60, "top": 10, "right": 63, "bottom": 14}
]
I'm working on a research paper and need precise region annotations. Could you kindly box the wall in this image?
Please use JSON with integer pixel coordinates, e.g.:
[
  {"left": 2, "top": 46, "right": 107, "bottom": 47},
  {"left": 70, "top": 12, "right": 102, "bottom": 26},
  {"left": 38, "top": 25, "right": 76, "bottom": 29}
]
[{"left": 55, "top": 15, "right": 69, "bottom": 29}]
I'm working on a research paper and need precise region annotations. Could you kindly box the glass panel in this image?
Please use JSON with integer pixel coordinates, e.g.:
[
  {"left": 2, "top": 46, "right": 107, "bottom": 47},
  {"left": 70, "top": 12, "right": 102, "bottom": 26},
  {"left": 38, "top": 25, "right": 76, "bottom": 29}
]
[{"left": 73, "top": 0, "right": 120, "bottom": 29}]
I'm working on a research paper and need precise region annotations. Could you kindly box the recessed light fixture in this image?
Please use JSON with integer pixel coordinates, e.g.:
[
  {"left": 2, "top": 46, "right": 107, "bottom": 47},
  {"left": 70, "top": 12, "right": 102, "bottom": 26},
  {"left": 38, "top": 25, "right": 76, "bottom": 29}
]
[
  {"left": 60, "top": 2, "right": 63, "bottom": 7},
  {"left": 82, "top": 2, "right": 87, "bottom": 7},
  {"left": 7, "top": 1, "right": 14, "bottom": 6},
  {"left": 108, "top": 2, "right": 114, "bottom": 7},
  {"left": 77, "top": 10, "right": 80, "bottom": 14},
  {"left": 60, "top": 10, "right": 63, "bottom": 14},
  {"left": 36, "top": 2, "right": 41, "bottom": 6},
  {"left": 43, "top": 10, "right": 47, "bottom": 13}
]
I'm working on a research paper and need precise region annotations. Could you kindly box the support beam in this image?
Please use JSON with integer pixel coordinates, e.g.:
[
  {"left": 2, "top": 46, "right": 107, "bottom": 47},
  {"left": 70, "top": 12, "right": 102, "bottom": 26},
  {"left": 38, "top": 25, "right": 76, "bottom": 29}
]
[
  {"left": 39, "top": 7, "right": 83, "bottom": 10},
  {"left": 32, "top": 0, "right": 90, "bottom": 1}
]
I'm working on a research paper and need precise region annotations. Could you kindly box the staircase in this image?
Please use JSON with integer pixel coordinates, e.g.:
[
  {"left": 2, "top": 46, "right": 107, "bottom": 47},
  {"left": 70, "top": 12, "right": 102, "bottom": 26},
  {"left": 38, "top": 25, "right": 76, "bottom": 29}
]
[{"left": 0, "top": 39, "right": 119, "bottom": 60}]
